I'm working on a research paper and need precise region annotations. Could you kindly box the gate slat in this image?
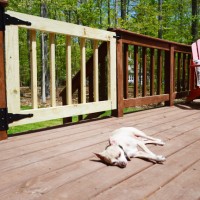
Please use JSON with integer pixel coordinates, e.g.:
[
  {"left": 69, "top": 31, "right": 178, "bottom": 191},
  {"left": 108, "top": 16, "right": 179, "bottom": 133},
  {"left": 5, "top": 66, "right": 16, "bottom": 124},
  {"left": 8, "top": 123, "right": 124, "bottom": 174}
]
[
  {"left": 50, "top": 33, "right": 56, "bottom": 107},
  {"left": 80, "top": 38, "right": 86, "bottom": 104},
  {"left": 5, "top": 26, "right": 20, "bottom": 113},
  {"left": 30, "top": 30, "right": 38, "bottom": 109},
  {"left": 93, "top": 40, "right": 99, "bottom": 102},
  {"left": 66, "top": 36, "right": 72, "bottom": 105}
]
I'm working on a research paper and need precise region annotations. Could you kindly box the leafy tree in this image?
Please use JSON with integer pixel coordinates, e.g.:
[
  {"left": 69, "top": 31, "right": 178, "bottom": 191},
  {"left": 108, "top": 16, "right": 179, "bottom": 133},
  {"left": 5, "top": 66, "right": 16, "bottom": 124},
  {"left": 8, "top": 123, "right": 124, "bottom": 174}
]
[{"left": 6, "top": 0, "right": 198, "bottom": 90}]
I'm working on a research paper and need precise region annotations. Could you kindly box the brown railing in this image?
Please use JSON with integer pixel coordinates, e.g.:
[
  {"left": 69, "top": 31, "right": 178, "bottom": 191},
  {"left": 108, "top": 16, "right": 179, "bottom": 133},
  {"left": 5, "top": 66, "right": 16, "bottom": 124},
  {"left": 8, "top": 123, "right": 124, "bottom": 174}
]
[
  {"left": 109, "top": 28, "right": 192, "bottom": 117},
  {"left": 60, "top": 28, "right": 192, "bottom": 121}
]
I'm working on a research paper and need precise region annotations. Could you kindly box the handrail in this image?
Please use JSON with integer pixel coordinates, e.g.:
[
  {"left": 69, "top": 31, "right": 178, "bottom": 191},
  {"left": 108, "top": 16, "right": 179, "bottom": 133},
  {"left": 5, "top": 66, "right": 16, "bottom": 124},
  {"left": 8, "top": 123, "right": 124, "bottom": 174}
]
[{"left": 109, "top": 28, "right": 191, "bottom": 52}]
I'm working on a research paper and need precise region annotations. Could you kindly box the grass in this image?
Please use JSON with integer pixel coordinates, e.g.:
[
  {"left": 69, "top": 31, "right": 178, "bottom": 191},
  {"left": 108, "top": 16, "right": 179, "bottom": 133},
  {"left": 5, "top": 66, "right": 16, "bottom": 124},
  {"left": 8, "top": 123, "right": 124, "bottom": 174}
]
[{"left": 7, "top": 106, "right": 151, "bottom": 135}]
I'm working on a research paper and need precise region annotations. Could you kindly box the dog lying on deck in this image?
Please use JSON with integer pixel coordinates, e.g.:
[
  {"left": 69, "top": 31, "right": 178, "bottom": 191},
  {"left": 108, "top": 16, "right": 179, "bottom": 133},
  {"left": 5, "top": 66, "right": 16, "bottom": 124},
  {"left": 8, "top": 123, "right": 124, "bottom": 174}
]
[{"left": 95, "top": 127, "right": 166, "bottom": 168}]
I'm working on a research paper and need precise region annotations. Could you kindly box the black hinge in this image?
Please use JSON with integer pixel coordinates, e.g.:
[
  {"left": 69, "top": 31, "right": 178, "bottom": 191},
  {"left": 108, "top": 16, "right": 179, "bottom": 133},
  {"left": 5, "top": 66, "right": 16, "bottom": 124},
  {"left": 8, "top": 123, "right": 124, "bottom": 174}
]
[
  {"left": 0, "top": 108, "right": 33, "bottom": 131},
  {"left": 0, "top": 6, "right": 31, "bottom": 31},
  {"left": 5, "top": 14, "right": 31, "bottom": 26},
  {"left": 113, "top": 35, "right": 121, "bottom": 40}
]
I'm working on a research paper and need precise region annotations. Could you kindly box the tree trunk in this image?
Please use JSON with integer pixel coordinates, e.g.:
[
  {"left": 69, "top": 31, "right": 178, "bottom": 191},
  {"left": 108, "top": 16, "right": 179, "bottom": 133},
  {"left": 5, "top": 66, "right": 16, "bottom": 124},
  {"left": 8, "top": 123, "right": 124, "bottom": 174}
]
[
  {"left": 192, "top": 0, "right": 198, "bottom": 41},
  {"left": 41, "top": 2, "right": 49, "bottom": 103},
  {"left": 158, "top": 0, "right": 163, "bottom": 39},
  {"left": 108, "top": 0, "right": 110, "bottom": 26},
  {"left": 121, "top": 0, "right": 126, "bottom": 20}
]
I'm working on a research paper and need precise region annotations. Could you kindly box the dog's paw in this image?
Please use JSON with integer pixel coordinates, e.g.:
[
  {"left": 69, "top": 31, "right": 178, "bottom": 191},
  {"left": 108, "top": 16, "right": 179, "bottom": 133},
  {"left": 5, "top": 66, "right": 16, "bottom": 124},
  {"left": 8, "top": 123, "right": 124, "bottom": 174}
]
[
  {"left": 156, "top": 155, "right": 166, "bottom": 162},
  {"left": 159, "top": 141, "right": 165, "bottom": 146},
  {"left": 155, "top": 139, "right": 165, "bottom": 146}
]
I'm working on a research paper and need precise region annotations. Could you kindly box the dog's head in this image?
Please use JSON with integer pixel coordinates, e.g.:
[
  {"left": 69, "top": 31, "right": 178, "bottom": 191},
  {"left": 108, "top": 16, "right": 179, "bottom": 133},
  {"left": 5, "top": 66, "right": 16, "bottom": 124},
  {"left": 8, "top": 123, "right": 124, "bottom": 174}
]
[{"left": 94, "top": 145, "right": 128, "bottom": 168}]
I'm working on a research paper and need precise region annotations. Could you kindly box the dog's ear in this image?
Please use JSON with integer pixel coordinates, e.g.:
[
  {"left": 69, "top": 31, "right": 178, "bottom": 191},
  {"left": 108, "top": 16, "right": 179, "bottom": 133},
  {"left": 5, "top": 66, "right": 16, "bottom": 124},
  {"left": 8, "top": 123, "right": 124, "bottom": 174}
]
[
  {"left": 94, "top": 153, "right": 106, "bottom": 161},
  {"left": 109, "top": 138, "right": 117, "bottom": 145}
]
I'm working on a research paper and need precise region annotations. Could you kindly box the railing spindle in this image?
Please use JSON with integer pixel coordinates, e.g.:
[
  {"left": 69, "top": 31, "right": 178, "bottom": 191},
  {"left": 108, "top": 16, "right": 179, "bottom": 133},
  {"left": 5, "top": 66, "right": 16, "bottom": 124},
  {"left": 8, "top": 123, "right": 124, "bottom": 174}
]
[
  {"left": 123, "top": 44, "right": 129, "bottom": 99},
  {"left": 157, "top": 49, "right": 162, "bottom": 95},
  {"left": 177, "top": 52, "right": 181, "bottom": 92},
  {"left": 150, "top": 48, "right": 155, "bottom": 95},
  {"left": 93, "top": 40, "right": 99, "bottom": 102},
  {"left": 142, "top": 47, "right": 147, "bottom": 96},
  {"left": 134, "top": 45, "right": 138, "bottom": 97},
  {"left": 30, "top": 30, "right": 38, "bottom": 109},
  {"left": 50, "top": 33, "right": 56, "bottom": 107},
  {"left": 66, "top": 35, "right": 72, "bottom": 105},
  {"left": 80, "top": 38, "right": 86, "bottom": 103}
]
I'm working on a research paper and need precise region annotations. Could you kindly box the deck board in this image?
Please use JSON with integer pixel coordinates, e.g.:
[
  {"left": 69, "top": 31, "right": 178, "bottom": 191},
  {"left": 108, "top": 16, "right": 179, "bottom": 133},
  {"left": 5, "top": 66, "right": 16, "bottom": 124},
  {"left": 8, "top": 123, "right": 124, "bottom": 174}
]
[
  {"left": 148, "top": 160, "right": 200, "bottom": 200},
  {"left": 0, "top": 105, "right": 200, "bottom": 200}
]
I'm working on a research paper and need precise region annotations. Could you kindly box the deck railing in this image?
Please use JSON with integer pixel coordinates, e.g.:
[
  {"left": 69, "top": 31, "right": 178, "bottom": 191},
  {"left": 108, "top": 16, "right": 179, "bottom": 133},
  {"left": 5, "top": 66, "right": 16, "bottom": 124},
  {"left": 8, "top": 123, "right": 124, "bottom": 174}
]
[
  {"left": 109, "top": 28, "right": 192, "bottom": 117},
  {"left": 4, "top": 11, "right": 192, "bottom": 129},
  {"left": 5, "top": 11, "right": 116, "bottom": 126}
]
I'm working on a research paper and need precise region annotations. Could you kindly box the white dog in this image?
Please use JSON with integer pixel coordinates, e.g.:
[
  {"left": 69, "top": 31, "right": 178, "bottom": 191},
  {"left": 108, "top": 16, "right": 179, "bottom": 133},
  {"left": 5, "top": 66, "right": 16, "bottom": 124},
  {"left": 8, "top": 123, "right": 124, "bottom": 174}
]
[{"left": 95, "top": 127, "right": 166, "bottom": 168}]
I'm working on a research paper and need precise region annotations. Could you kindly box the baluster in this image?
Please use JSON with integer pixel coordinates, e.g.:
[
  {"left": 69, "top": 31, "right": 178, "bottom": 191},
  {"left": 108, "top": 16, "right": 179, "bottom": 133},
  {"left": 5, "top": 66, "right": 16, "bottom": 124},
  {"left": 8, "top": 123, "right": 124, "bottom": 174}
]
[
  {"left": 93, "top": 40, "right": 99, "bottom": 102},
  {"left": 50, "top": 33, "right": 56, "bottom": 107},
  {"left": 30, "top": 30, "right": 38, "bottom": 109},
  {"left": 80, "top": 38, "right": 86, "bottom": 103},
  {"left": 66, "top": 35, "right": 72, "bottom": 105}
]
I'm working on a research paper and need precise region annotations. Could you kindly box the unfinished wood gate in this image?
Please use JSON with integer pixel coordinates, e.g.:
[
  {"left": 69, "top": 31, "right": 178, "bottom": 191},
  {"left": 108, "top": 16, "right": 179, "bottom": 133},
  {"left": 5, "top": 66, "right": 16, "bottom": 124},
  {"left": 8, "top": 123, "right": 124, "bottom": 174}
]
[{"left": 5, "top": 11, "right": 116, "bottom": 127}]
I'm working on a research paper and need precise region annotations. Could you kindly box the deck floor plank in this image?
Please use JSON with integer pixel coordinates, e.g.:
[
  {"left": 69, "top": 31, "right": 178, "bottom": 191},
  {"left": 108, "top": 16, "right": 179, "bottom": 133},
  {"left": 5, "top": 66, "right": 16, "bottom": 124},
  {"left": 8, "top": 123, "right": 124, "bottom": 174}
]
[
  {"left": 147, "top": 160, "right": 200, "bottom": 200},
  {"left": 0, "top": 105, "right": 199, "bottom": 200}
]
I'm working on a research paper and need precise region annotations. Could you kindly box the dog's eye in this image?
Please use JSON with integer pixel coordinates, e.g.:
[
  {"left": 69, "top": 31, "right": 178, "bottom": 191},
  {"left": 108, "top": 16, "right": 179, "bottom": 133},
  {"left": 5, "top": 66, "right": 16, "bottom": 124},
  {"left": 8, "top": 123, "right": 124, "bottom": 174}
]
[
  {"left": 116, "top": 152, "right": 121, "bottom": 159},
  {"left": 112, "top": 161, "right": 118, "bottom": 165}
]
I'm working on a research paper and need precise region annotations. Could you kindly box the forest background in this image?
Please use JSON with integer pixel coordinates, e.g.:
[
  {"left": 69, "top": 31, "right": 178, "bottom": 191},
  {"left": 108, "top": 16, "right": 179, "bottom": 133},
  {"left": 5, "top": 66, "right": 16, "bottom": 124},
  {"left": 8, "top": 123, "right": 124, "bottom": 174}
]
[{"left": 6, "top": 0, "right": 200, "bottom": 103}]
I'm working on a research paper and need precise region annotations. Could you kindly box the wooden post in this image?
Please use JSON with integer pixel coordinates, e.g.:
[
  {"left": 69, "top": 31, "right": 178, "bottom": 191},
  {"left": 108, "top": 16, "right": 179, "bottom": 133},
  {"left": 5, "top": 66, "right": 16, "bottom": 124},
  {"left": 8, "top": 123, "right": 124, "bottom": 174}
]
[
  {"left": 113, "top": 38, "right": 123, "bottom": 117},
  {"left": 165, "top": 45, "right": 174, "bottom": 106},
  {"left": 0, "top": 0, "right": 8, "bottom": 140}
]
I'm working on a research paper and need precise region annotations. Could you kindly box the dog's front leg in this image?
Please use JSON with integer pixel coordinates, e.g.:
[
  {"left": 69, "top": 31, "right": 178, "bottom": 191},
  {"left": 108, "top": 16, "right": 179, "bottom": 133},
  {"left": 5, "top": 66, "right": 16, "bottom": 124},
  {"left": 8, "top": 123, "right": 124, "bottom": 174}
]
[
  {"left": 134, "top": 151, "right": 166, "bottom": 162},
  {"left": 143, "top": 140, "right": 165, "bottom": 146}
]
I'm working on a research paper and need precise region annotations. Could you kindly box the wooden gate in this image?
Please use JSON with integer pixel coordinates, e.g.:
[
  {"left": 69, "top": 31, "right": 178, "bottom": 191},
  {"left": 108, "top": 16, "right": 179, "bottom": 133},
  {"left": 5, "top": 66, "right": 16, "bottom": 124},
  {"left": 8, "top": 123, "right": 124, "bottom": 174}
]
[{"left": 5, "top": 11, "right": 116, "bottom": 126}]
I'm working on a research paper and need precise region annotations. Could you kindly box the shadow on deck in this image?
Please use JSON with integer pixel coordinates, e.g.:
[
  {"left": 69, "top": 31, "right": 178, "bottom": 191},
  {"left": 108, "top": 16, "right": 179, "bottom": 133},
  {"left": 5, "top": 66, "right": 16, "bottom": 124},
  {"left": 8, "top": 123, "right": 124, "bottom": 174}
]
[{"left": 0, "top": 104, "right": 200, "bottom": 200}]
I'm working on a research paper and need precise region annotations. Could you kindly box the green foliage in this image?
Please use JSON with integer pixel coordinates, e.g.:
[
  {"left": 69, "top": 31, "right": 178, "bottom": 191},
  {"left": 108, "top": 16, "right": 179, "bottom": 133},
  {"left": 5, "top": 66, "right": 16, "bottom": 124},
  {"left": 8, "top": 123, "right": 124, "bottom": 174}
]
[{"left": 6, "top": 0, "right": 199, "bottom": 88}]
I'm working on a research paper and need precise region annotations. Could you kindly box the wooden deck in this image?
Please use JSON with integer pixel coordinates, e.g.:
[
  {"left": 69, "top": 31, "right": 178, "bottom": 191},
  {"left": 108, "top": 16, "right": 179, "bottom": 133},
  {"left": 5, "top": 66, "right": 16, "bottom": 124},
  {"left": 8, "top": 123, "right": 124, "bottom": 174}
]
[{"left": 0, "top": 103, "right": 200, "bottom": 200}]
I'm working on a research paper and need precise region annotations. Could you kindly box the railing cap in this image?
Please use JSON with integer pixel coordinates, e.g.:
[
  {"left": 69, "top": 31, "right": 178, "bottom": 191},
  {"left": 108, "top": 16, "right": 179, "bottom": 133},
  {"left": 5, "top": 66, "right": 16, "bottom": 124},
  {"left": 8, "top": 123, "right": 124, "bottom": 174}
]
[{"left": 108, "top": 28, "right": 191, "bottom": 53}]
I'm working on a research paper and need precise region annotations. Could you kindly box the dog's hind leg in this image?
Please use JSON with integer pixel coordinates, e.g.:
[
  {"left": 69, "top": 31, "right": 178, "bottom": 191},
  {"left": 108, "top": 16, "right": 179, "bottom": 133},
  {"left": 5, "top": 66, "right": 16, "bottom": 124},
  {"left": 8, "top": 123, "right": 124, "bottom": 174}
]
[{"left": 131, "top": 128, "right": 164, "bottom": 143}]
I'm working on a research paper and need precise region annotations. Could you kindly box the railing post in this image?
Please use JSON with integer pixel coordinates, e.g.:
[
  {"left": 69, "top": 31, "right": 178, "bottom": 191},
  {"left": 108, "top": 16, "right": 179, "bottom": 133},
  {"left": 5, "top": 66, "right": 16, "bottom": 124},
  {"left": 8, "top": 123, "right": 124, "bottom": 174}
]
[
  {"left": 165, "top": 45, "right": 174, "bottom": 106},
  {"left": 113, "top": 37, "right": 124, "bottom": 117},
  {"left": 0, "top": 0, "right": 8, "bottom": 140}
]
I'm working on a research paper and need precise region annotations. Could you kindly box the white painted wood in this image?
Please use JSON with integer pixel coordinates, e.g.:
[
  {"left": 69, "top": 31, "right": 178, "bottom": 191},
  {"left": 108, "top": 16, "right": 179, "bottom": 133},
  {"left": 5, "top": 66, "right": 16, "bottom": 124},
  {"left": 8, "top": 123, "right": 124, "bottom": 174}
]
[
  {"left": 66, "top": 36, "right": 72, "bottom": 105},
  {"left": 80, "top": 38, "right": 86, "bottom": 103},
  {"left": 93, "top": 40, "right": 99, "bottom": 102},
  {"left": 6, "top": 11, "right": 116, "bottom": 41},
  {"left": 30, "top": 30, "right": 38, "bottom": 109},
  {"left": 50, "top": 33, "right": 56, "bottom": 107},
  {"left": 9, "top": 101, "right": 112, "bottom": 126},
  {"left": 5, "top": 26, "right": 20, "bottom": 113}
]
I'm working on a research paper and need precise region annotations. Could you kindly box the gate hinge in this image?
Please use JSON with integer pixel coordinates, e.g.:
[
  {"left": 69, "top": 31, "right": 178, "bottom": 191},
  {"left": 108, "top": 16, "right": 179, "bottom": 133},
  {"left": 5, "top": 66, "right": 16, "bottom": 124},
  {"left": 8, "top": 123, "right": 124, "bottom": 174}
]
[
  {"left": 0, "top": 6, "right": 31, "bottom": 31},
  {"left": 0, "top": 108, "right": 33, "bottom": 131},
  {"left": 113, "top": 35, "right": 121, "bottom": 40},
  {"left": 5, "top": 13, "right": 31, "bottom": 26}
]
